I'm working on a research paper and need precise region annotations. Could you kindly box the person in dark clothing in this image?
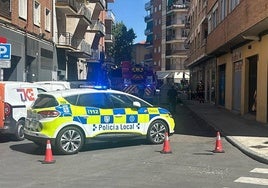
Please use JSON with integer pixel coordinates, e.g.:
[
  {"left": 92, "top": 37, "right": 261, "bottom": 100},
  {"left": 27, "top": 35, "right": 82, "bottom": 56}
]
[
  {"left": 196, "top": 80, "right": 204, "bottom": 103},
  {"left": 167, "top": 85, "right": 178, "bottom": 113}
]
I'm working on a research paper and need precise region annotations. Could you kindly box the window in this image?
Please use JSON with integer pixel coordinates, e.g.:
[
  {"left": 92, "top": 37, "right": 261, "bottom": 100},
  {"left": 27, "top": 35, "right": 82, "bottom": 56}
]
[
  {"left": 108, "top": 93, "right": 150, "bottom": 108},
  {"left": 77, "top": 93, "right": 112, "bottom": 108},
  {"left": 45, "top": 8, "right": 51, "bottom": 32},
  {"left": 19, "top": 0, "right": 27, "bottom": 20},
  {"left": 34, "top": 1, "right": 41, "bottom": 26},
  {"left": 230, "top": 0, "right": 240, "bottom": 12},
  {"left": 220, "top": 0, "right": 227, "bottom": 22}
]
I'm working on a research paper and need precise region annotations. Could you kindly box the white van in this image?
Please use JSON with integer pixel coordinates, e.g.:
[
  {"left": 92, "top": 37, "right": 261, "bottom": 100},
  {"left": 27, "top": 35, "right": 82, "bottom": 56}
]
[
  {"left": 0, "top": 82, "right": 46, "bottom": 140},
  {"left": 35, "top": 81, "right": 70, "bottom": 91}
]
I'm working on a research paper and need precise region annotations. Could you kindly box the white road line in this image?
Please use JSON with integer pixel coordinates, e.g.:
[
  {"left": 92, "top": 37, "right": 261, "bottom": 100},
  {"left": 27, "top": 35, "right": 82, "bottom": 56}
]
[
  {"left": 234, "top": 177, "right": 268, "bottom": 186},
  {"left": 250, "top": 168, "right": 268, "bottom": 174}
]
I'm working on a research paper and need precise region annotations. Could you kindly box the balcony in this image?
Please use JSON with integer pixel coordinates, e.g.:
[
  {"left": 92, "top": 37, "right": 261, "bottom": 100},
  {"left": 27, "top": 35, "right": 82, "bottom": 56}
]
[
  {"left": 166, "top": 35, "right": 187, "bottom": 42},
  {"left": 89, "top": 20, "right": 105, "bottom": 36},
  {"left": 56, "top": 32, "right": 91, "bottom": 56},
  {"left": 144, "top": 14, "right": 152, "bottom": 22},
  {"left": 105, "top": 34, "right": 113, "bottom": 41},
  {"left": 166, "top": 49, "right": 186, "bottom": 56},
  {"left": 144, "top": 28, "right": 153, "bottom": 35},
  {"left": 105, "top": 10, "right": 115, "bottom": 22},
  {"left": 78, "top": 5, "right": 92, "bottom": 24},
  {"left": 56, "top": 0, "right": 81, "bottom": 12},
  {"left": 89, "top": 0, "right": 105, "bottom": 8},
  {"left": 167, "top": 0, "right": 189, "bottom": 12},
  {"left": 145, "top": 1, "right": 152, "bottom": 10}
]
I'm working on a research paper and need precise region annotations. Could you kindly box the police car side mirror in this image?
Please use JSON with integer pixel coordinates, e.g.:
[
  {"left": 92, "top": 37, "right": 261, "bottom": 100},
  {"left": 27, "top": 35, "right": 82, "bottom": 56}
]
[{"left": 133, "top": 101, "right": 141, "bottom": 108}]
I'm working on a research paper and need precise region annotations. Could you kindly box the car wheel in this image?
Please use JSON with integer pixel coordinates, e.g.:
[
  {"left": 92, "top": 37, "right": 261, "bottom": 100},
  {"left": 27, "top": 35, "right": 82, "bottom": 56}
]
[
  {"left": 56, "top": 126, "right": 84, "bottom": 155},
  {"left": 13, "top": 119, "right": 25, "bottom": 141},
  {"left": 147, "top": 120, "right": 168, "bottom": 144}
]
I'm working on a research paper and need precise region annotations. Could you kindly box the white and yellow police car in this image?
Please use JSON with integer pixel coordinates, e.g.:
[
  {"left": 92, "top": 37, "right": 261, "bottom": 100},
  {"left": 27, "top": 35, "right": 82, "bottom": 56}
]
[{"left": 24, "top": 87, "right": 175, "bottom": 155}]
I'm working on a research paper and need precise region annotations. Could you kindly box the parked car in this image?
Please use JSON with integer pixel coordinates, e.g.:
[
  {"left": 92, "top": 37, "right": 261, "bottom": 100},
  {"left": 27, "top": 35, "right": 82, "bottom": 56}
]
[
  {"left": 34, "top": 81, "right": 71, "bottom": 91},
  {"left": 24, "top": 88, "right": 175, "bottom": 154},
  {"left": 0, "top": 81, "right": 46, "bottom": 140}
]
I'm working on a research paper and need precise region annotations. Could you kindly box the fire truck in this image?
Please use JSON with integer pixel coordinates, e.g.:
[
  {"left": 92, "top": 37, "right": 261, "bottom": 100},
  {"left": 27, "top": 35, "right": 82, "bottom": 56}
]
[{"left": 120, "top": 61, "right": 157, "bottom": 102}]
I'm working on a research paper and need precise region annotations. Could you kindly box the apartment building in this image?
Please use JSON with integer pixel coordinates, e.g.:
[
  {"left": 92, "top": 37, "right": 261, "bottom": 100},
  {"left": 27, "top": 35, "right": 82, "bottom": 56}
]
[
  {"left": 0, "top": 0, "right": 54, "bottom": 81},
  {"left": 55, "top": 0, "right": 114, "bottom": 81},
  {"left": 185, "top": 0, "right": 268, "bottom": 123},
  {"left": 0, "top": 0, "right": 114, "bottom": 81},
  {"left": 144, "top": 0, "right": 189, "bottom": 84}
]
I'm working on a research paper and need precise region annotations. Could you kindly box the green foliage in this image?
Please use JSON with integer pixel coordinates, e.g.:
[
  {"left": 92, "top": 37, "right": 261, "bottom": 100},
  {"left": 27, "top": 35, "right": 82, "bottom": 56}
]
[{"left": 107, "top": 22, "right": 136, "bottom": 66}]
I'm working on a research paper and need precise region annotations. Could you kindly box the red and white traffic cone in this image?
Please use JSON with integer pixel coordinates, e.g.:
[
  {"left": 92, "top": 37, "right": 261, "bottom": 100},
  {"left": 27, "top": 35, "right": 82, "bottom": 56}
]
[
  {"left": 161, "top": 132, "right": 172, "bottom": 154},
  {"left": 213, "top": 131, "right": 225, "bottom": 153},
  {"left": 42, "top": 140, "right": 56, "bottom": 164}
]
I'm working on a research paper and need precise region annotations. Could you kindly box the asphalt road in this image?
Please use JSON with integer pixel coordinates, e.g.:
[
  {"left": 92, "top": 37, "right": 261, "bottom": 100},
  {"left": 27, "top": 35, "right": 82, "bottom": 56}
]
[{"left": 0, "top": 103, "right": 267, "bottom": 188}]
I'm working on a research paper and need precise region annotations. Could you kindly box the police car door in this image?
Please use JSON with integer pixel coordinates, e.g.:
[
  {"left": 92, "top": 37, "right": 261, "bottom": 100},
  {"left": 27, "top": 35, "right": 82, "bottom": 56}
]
[
  {"left": 108, "top": 93, "right": 142, "bottom": 134},
  {"left": 77, "top": 93, "right": 115, "bottom": 136}
]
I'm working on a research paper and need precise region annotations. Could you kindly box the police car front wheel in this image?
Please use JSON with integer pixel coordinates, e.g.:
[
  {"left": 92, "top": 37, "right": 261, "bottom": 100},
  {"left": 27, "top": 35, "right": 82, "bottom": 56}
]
[
  {"left": 56, "top": 126, "right": 84, "bottom": 155},
  {"left": 147, "top": 120, "right": 168, "bottom": 144}
]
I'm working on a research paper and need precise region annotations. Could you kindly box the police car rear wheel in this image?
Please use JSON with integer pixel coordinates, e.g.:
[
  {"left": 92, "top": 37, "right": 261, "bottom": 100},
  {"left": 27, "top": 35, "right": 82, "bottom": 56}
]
[
  {"left": 56, "top": 126, "right": 84, "bottom": 155},
  {"left": 147, "top": 120, "right": 168, "bottom": 144}
]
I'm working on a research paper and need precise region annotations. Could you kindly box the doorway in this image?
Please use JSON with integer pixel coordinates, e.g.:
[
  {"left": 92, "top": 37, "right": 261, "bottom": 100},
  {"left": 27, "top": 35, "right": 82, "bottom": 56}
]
[{"left": 247, "top": 55, "right": 257, "bottom": 114}]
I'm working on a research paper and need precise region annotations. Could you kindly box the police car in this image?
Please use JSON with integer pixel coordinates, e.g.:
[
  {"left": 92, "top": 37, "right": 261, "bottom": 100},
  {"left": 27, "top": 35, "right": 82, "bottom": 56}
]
[{"left": 24, "top": 87, "right": 175, "bottom": 155}]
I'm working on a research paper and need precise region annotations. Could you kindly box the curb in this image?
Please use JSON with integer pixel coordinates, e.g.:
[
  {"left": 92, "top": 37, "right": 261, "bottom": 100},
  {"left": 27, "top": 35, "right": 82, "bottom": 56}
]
[
  {"left": 226, "top": 136, "right": 268, "bottom": 164},
  {"left": 183, "top": 101, "right": 268, "bottom": 164}
]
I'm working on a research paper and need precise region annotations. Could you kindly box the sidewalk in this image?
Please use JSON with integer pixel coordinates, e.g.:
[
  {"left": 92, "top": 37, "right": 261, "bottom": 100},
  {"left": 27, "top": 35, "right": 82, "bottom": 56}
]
[{"left": 183, "top": 100, "right": 268, "bottom": 164}]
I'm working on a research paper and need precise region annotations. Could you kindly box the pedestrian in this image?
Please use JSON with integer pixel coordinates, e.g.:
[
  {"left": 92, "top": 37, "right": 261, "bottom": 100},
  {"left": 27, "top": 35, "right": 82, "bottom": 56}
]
[
  {"left": 167, "top": 85, "right": 178, "bottom": 113},
  {"left": 196, "top": 80, "right": 204, "bottom": 103}
]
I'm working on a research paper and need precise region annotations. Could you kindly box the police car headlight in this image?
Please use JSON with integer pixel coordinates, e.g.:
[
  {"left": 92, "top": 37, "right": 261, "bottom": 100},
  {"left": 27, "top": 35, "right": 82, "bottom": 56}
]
[{"left": 168, "top": 112, "right": 173, "bottom": 118}]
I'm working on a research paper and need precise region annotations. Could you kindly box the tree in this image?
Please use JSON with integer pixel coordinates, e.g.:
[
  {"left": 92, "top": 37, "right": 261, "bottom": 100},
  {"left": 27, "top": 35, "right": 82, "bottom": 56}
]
[{"left": 107, "top": 22, "right": 136, "bottom": 66}]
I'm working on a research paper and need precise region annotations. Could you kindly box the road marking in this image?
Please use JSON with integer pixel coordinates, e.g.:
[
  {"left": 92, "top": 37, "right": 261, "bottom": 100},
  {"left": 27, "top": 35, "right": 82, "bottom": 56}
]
[
  {"left": 250, "top": 168, "right": 268, "bottom": 174},
  {"left": 234, "top": 177, "right": 268, "bottom": 186}
]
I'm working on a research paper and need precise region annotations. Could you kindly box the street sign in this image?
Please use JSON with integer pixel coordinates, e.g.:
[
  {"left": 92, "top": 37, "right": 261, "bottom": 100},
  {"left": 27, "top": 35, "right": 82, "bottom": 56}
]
[
  {"left": 0, "top": 43, "right": 11, "bottom": 60},
  {"left": 0, "top": 60, "right": 11, "bottom": 68}
]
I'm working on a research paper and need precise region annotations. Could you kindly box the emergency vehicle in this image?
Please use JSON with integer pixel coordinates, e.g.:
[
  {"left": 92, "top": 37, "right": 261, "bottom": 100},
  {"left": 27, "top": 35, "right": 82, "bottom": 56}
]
[
  {"left": 119, "top": 61, "right": 157, "bottom": 102},
  {"left": 24, "top": 88, "right": 175, "bottom": 155},
  {"left": 0, "top": 82, "right": 46, "bottom": 140}
]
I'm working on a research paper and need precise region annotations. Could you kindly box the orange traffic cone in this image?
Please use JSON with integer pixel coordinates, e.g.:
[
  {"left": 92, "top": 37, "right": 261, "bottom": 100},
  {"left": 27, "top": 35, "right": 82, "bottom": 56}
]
[
  {"left": 213, "top": 131, "right": 225, "bottom": 153},
  {"left": 161, "top": 132, "right": 172, "bottom": 154},
  {"left": 42, "top": 140, "right": 56, "bottom": 164}
]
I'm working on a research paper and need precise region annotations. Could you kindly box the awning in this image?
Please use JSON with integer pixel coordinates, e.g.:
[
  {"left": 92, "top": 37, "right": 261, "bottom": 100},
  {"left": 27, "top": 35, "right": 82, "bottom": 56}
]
[
  {"left": 156, "top": 71, "right": 172, "bottom": 79},
  {"left": 174, "top": 72, "right": 190, "bottom": 79}
]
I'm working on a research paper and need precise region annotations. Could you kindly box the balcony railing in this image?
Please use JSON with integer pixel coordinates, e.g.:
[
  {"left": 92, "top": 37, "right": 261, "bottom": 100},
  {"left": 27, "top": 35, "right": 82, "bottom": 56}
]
[
  {"left": 167, "top": 1, "right": 189, "bottom": 11},
  {"left": 145, "top": 1, "right": 152, "bottom": 10},
  {"left": 166, "top": 49, "right": 186, "bottom": 56},
  {"left": 166, "top": 35, "right": 186, "bottom": 41},
  {"left": 144, "top": 14, "right": 152, "bottom": 22},
  {"left": 89, "top": 0, "right": 105, "bottom": 8},
  {"left": 144, "top": 28, "right": 153, "bottom": 35},
  {"left": 56, "top": 0, "right": 81, "bottom": 12},
  {"left": 105, "top": 10, "right": 115, "bottom": 22},
  {"left": 90, "top": 20, "right": 105, "bottom": 34},
  {"left": 105, "top": 34, "right": 113, "bottom": 41},
  {"left": 56, "top": 32, "right": 91, "bottom": 54},
  {"left": 79, "top": 5, "right": 91, "bottom": 22},
  {"left": 78, "top": 39, "right": 91, "bottom": 54}
]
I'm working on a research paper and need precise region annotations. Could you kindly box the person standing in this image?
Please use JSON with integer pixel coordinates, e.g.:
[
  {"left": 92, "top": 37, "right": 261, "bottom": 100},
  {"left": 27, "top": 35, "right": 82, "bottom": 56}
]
[
  {"left": 196, "top": 80, "right": 204, "bottom": 103},
  {"left": 167, "top": 85, "right": 178, "bottom": 113}
]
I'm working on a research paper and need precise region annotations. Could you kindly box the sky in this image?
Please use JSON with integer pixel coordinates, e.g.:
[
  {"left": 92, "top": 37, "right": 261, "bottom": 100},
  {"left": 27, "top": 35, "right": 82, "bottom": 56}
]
[{"left": 109, "top": 0, "right": 148, "bottom": 43}]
